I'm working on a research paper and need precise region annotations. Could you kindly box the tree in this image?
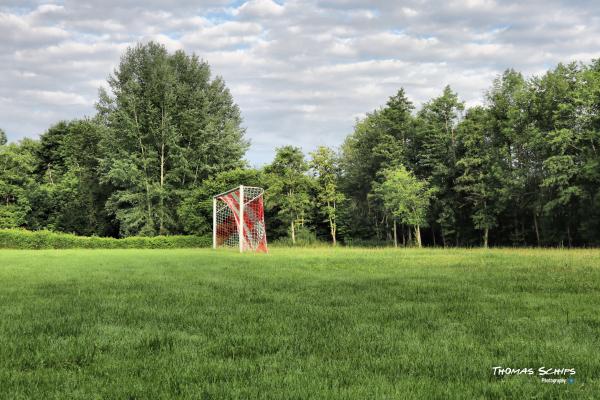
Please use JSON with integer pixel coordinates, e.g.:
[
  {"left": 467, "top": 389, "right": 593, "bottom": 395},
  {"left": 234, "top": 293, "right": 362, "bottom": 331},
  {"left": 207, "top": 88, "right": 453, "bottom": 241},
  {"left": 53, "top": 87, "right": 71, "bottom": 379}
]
[
  {"left": 485, "top": 69, "right": 539, "bottom": 245},
  {"left": 529, "top": 63, "right": 585, "bottom": 246},
  {"left": 377, "top": 166, "right": 433, "bottom": 248},
  {"left": 575, "top": 60, "right": 600, "bottom": 244},
  {"left": 415, "top": 85, "right": 464, "bottom": 246},
  {"left": 340, "top": 89, "right": 415, "bottom": 241},
  {"left": 265, "top": 146, "right": 313, "bottom": 244},
  {"left": 0, "top": 139, "right": 38, "bottom": 228},
  {"left": 28, "top": 120, "right": 113, "bottom": 235},
  {"left": 309, "top": 146, "right": 345, "bottom": 245},
  {"left": 97, "top": 42, "right": 248, "bottom": 236},
  {"left": 0, "top": 129, "right": 6, "bottom": 146},
  {"left": 456, "top": 107, "right": 509, "bottom": 247},
  {"left": 380, "top": 88, "right": 416, "bottom": 166}
]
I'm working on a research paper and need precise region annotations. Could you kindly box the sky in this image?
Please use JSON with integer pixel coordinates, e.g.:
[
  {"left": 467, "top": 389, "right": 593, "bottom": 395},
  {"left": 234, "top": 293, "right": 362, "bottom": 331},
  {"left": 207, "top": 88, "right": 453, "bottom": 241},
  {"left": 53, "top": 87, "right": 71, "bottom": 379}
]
[{"left": 1, "top": 0, "right": 599, "bottom": 165}]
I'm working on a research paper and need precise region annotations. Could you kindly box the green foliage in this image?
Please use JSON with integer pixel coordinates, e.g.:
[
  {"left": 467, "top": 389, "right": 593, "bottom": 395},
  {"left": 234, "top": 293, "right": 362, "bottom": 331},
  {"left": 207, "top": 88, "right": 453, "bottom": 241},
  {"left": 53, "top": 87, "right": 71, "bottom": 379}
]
[
  {"left": 378, "top": 166, "right": 433, "bottom": 227},
  {"left": 0, "top": 229, "right": 210, "bottom": 249},
  {"left": 0, "top": 128, "right": 6, "bottom": 146},
  {"left": 414, "top": 85, "right": 465, "bottom": 244},
  {"left": 309, "top": 146, "right": 345, "bottom": 244},
  {"left": 340, "top": 90, "right": 415, "bottom": 241},
  {"left": 375, "top": 166, "right": 433, "bottom": 247},
  {"left": 0, "top": 139, "right": 38, "bottom": 228},
  {"left": 338, "top": 61, "right": 600, "bottom": 246},
  {"left": 178, "top": 168, "right": 266, "bottom": 235},
  {"left": 456, "top": 107, "right": 510, "bottom": 246},
  {"left": 265, "top": 146, "right": 314, "bottom": 243},
  {"left": 29, "top": 120, "right": 113, "bottom": 236},
  {"left": 271, "top": 226, "right": 323, "bottom": 247},
  {"left": 97, "top": 42, "right": 248, "bottom": 236},
  {"left": 4, "top": 51, "right": 600, "bottom": 247}
]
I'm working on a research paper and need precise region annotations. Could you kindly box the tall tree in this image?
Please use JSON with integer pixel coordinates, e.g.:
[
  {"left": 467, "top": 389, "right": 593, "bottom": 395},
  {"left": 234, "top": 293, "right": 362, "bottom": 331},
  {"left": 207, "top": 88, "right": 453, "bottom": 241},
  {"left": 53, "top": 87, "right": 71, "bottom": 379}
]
[
  {"left": 0, "top": 139, "right": 38, "bottom": 228},
  {"left": 415, "top": 85, "right": 464, "bottom": 246},
  {"left": 377, "top": 166, "right": 433, "bottom": 248},
  {"left": 530, "top": 63, "right": 585, "bottom": 246},
  {"left": 576, "top": 60, "right": 600, "bottom": 244},
  {"left": 380, "top": 88, "right": 416, "bottom": 167},
  {"left": 265, "top": 146, "right": 313, "bottom": 244},
  {"left": 456, "top": 107, "right": 509, "bottom": 247},
  {"left": 340, "top": 89, "right": 414, "bottom": 241},
  {"left": 0, "top": 129, "right": 6, "bottom": 146},
  {"left": 97, "top": 42, "right": 248, "bottom": 236},
  {"left": 486, "top": 69, "right": 539, "bottom": 245},
  {"left": 27, "top": 120, "right": 113, "bottom": 235},
  {"left": 310, "top": 146, "right": 345, "bottom": 245}
]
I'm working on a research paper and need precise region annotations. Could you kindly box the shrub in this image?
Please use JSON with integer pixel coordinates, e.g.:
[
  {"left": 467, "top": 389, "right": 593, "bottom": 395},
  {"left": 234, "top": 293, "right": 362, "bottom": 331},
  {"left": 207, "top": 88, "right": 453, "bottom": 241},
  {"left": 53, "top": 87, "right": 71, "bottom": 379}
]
[
  {"left": 0, "top": 229, "right": 211, "bottom": 249},
  {"left": 271, "top": 226, "right": 327, "bottom": 247}
]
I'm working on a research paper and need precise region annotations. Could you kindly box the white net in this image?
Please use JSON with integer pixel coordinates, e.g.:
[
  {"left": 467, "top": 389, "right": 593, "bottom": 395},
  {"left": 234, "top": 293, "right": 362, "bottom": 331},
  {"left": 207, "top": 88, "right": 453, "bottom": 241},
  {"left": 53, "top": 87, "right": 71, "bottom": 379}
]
[{"left": 214, "top": 186, "right": 268, "bottom": 252}]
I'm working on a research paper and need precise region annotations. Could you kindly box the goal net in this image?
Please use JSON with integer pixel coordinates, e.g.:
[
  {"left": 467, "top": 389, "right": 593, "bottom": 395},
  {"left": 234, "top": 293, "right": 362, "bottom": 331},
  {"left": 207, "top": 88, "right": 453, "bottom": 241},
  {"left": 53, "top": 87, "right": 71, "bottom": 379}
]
[{"left": 213, "top": 185, "right": 268, "bottom": 252}]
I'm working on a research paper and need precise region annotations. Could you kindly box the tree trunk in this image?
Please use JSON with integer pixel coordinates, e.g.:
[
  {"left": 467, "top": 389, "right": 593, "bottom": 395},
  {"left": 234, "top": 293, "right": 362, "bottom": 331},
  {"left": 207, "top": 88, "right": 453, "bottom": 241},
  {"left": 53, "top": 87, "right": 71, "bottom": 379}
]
[
  {"left": 48, "top": 165, "right": 54, "bottom": 185},
  {"left": 133, "top": 106, "right": 153, "bottom": 231},
  {"left": 402, "top": 225, "right": 406, "bottom": 246},
  {"left": 159, "top": 142, "right": 165, "bottom": 234},
  {"left": 330, "top": 217, "right": 337, "bottom": 246},
  {"left": 533, "top": 213, "right": 540, "bottom": 247},
  {"left": 291, "top": 220, "right": 296, "bottom": 245},
  {"left": 415, "top": 225, "right": 422, "bottom": 248},
  {"left": 483, "top": 227, "right": 489, "bottom": 248},
  {"left": 385, "top": 215, "right": 390, "bottom": 242},
  {"left": 393, "top": 219, "right": 398, "bottom": 248},
  {"left": 330, "top": 202, "right": 337, "bottom": 246},
  {"left": 408, "top": 227, "right": 412, "bottom": 246},
  {"left": 431, "top": 226, "right": 436, "bottom": 247}
]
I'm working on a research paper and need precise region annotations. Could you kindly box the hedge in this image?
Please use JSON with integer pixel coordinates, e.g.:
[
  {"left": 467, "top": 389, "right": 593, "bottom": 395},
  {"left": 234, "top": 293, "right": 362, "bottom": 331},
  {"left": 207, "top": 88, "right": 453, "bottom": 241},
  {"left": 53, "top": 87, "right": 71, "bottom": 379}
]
[{"left": 0, "top": 229, "right": 211, "bottom": 249}]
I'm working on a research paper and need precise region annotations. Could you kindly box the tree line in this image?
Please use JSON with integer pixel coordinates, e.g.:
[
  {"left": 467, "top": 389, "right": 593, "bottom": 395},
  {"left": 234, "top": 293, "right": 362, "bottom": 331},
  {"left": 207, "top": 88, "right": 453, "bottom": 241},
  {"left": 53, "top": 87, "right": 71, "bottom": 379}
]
[{"left": 1, "top": 42, "right": 599, "bottom": 247}]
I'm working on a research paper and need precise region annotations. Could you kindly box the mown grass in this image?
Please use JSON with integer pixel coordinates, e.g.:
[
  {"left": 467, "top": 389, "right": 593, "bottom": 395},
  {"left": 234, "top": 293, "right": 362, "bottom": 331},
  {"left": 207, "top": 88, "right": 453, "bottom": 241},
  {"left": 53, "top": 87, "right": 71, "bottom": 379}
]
[{"left": 0, "top": 248, "right": 598, "bottom": 399}]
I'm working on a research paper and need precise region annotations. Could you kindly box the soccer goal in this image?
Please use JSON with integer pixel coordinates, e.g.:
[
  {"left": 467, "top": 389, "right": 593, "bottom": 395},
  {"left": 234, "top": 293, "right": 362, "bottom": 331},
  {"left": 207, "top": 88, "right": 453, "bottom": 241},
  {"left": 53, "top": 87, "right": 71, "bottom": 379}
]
[{"left": 213, "top": 185, "right": 268, "bottom": 253}]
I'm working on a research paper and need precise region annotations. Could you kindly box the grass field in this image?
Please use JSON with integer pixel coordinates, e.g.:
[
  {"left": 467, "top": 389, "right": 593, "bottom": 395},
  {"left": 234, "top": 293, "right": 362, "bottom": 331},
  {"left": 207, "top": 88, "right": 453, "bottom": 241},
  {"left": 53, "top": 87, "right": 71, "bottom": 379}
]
[{"left": 0, "top": 248, "right": 599, "bottom": 399}]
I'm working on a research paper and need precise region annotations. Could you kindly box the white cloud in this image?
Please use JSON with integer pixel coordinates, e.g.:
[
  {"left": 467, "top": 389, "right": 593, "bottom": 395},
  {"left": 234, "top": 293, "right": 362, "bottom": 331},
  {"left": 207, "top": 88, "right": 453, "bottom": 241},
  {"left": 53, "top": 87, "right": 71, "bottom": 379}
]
[
  {"left": 181, "top": 21, "right": 264, "bottom": 49},
  {"left": 1, "top": 0, "right": 600, "bottom": 164},
  {"left": 20, "top": 90, "right": 89, "bottom": 106},
  {"left": 235, "top": 0, "right": 284, "bottom": 18}
]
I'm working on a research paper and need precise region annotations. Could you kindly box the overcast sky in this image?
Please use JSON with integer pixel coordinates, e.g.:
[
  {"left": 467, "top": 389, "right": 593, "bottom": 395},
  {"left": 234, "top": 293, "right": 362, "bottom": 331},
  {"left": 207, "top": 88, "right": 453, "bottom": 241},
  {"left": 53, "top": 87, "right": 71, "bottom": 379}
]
[{"left": 1, "top": 0, "right": 599, "bottom": 164}]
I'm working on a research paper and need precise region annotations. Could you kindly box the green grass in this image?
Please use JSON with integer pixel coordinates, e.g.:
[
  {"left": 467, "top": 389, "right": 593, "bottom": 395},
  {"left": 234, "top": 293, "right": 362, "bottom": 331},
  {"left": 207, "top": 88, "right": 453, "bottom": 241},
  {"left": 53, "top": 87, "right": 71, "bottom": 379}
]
[{"left": 0, "top": 248, "right": 599, "bottom": 399}]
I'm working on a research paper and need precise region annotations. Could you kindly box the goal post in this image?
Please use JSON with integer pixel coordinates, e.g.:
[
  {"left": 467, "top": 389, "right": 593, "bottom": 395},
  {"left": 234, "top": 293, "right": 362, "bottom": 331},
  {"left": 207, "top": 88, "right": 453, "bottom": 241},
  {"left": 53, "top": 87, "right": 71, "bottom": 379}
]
[{"left": 213, "top": 185, "right": 268, "bottom": 253}]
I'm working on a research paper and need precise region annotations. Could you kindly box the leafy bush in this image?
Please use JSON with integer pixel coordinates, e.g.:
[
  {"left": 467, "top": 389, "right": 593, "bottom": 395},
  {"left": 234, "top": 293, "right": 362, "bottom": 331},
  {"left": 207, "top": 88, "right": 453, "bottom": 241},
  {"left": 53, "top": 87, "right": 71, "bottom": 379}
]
[
  {"left": 0, "top": 229, "right": 211, "bottom": 249},
  {"left": 271, "top": 226, "right": 327, "bottom": 247}
]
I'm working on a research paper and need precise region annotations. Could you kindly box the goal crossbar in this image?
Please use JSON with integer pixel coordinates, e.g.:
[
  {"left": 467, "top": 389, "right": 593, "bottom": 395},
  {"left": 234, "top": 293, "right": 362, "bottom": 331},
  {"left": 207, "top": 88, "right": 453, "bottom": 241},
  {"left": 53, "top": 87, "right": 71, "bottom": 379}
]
[{"left": 213, "top": 186, "right": 263, "bottom": 199}]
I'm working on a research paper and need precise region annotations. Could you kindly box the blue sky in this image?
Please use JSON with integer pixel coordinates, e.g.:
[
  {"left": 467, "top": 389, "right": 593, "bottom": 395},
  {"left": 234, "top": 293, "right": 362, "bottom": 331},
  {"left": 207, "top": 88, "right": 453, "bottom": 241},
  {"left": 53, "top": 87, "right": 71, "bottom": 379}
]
[{"left": 1, "top": 0, "right": 599, "bottom": 164}]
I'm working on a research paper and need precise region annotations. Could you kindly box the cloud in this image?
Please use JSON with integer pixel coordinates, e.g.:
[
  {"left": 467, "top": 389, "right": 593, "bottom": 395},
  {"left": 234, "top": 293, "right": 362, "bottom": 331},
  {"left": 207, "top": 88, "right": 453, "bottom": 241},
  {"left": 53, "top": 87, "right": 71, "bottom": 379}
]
[
  {"left": 19, "top": 90, "right": 89, "bottom": 106},
  {"left": 235, "top": 0, "right": 284, "bottom": 18},
  {"left": 1, "top": 0, "right": 600, "bottom": 164}
]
